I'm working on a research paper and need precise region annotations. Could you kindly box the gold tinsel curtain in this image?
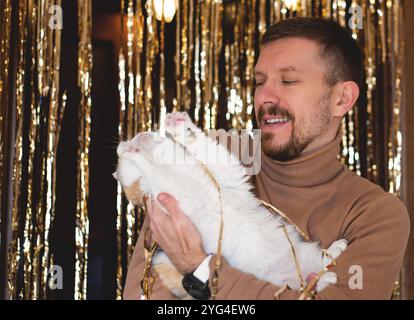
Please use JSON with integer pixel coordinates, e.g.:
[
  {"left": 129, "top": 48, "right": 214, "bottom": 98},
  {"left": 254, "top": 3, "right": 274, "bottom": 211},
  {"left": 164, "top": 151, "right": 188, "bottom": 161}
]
[
  {"left": 0, "top": 0, "right": 405, "bottom": 299},
  {"left": 0, "top": 0, "right": 92, "bottom": 299}
]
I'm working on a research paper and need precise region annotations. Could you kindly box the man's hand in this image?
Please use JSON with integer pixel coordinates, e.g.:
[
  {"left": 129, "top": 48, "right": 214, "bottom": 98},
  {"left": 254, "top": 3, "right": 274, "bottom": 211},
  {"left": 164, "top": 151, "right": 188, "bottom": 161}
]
[{"left": 146, "top": 192, "right": 207, "bottom": 274}]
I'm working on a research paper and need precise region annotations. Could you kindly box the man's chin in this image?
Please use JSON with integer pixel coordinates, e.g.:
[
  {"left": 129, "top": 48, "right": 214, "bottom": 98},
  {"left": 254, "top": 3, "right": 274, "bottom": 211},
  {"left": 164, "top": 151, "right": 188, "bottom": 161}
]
[
  {"left": 262, "top": 136, "right": 290, "bottom": 155},
  {"left": 262, "top": 139, "right": 306, "bottom": 162}
]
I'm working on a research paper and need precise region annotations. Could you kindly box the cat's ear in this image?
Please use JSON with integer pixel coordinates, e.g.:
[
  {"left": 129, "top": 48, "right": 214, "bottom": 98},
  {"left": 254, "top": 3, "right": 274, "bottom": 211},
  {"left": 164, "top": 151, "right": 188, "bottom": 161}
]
[{"left": 112, "top": 171, "right": 119, "bottom": 180}]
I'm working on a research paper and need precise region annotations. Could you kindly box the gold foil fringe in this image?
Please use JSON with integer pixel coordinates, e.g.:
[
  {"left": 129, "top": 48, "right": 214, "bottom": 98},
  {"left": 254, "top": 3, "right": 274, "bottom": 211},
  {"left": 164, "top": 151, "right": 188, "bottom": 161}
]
[
  {"left": 0, "top": 0, "right": 405, "bottom": 300},
  {"left": 2, "top": 0, "right": 64, "bottom": 299},
  {"left": 74, "top": 0, "right": 93, "bottom": 300}
]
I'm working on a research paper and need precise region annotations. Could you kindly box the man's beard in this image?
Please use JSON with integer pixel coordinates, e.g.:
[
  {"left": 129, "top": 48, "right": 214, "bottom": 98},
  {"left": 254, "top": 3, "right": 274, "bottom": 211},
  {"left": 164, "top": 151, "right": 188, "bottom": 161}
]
[{"left": 259, "top": 91, "right": 332, "bottom": 162}]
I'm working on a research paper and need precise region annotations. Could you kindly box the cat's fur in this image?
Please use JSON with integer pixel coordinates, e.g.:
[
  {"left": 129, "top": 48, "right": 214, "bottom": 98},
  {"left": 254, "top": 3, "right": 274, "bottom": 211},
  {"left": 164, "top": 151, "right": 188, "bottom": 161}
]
[{"left": 114, "top": 112, "right": 347, "bottom": 299}]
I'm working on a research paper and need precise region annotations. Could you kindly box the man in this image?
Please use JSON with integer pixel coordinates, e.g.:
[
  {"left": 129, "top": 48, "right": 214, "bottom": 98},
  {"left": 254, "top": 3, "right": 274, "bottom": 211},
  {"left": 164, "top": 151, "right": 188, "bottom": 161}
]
[{"left": 123, "top": 17, "right": 410, "bottom": 299}]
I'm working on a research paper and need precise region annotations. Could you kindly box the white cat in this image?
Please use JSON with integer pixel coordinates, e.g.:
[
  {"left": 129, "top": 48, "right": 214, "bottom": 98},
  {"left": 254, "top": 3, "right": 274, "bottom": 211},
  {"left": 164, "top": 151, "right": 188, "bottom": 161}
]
[{"left": 114, "top": 111, "right": 348, "bottom": 299}]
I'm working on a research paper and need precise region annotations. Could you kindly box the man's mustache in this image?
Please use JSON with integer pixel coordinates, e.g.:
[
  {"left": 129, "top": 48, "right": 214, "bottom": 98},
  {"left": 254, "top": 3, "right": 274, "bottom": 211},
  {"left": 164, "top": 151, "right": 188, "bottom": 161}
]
[{"left": 257, "top": 104, "right": 294, "bottom": 123}]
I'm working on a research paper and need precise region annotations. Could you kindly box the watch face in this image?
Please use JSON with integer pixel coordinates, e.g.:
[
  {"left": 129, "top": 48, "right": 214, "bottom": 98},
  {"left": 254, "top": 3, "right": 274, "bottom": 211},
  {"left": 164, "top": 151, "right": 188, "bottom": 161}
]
[{"left": 182, "top": 273, "right": 211, "bottom": 300}]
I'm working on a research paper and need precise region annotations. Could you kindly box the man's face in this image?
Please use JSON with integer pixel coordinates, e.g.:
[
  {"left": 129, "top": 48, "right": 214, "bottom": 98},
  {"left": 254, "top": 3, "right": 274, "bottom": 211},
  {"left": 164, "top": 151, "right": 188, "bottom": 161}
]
[{"left": 254, "top": 37, "right": 334, "bottom": 161}]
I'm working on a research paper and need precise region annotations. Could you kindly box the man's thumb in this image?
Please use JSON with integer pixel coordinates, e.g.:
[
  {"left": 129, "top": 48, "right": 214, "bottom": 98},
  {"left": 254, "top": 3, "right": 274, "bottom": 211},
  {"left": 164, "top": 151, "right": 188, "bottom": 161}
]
[{"left": 157, "top": 193, "right": 179, "bottom": 213}]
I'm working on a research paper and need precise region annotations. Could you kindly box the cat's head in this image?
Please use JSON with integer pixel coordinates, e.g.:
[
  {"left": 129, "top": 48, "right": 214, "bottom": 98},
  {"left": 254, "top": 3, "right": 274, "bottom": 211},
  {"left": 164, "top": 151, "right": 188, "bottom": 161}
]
[
  {"left": 113, "top": 132, "right": 162, "bottom": 186},
  {"left": 116, "top": 132, "right": 161, "bottom": 157}
]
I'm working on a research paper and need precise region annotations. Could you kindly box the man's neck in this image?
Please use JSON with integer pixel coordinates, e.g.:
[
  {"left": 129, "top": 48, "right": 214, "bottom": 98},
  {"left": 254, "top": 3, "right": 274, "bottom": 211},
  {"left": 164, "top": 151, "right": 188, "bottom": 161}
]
[
  {"left": 301, "top": 121, "right": 340, "bottom": 158},
  {"left": 258, "top": 127, "right": 343, "bottom": 188}
]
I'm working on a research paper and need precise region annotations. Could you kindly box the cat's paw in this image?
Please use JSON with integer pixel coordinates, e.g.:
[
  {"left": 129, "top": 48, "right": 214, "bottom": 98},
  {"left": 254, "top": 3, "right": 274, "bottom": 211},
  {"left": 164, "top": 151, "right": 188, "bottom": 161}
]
[
  {"left": 153, "top": 252, "right": 193, "bottom": 300},
  {"left": 165, "top": 112, "right": 200, "bottom": 141},
  {"left": 316, "top": 271, "right": 337, "bottom": 292},
  {"left": 322, "top": 239, "right": 348, "bottom": 267}
]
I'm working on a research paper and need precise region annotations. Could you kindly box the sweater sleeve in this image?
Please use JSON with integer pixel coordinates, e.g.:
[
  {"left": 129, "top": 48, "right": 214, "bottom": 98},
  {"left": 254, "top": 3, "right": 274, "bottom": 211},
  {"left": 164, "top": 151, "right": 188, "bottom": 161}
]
[
  {"left": 317, "top": 193, "right": 410, "bottom": 299},
  {"left": 123, "top": 216, "right": 179, "bottom": 300},
  {"left": 207, "top": 194, "right": 410, "bottom": 300}
]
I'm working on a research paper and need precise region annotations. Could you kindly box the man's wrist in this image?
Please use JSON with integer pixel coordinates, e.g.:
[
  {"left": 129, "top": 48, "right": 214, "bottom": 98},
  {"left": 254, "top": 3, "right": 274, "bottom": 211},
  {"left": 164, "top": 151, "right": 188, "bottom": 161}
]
[
  {"left": 192, "top": 255, "right": 213, "bottom": 283},
  {"left": 183, "top": 253, "right": 208, "bottom": 274}
]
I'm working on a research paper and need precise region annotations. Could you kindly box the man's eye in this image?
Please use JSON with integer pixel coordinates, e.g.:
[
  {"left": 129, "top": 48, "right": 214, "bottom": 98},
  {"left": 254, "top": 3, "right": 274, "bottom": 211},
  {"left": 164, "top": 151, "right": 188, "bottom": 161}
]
[
  {"left": 254, "top": 81, "right": 263, "bottom": 87},
  {"left": 282, "top": 80, "right": 298, "bottom": 85}
]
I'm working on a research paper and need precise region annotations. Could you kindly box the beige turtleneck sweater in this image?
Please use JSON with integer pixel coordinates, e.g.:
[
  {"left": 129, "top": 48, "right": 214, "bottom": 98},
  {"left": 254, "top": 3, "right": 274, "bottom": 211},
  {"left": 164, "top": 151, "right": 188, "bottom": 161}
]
[{"left": 123, "top": 133, "right": 410, "bottom": 300}]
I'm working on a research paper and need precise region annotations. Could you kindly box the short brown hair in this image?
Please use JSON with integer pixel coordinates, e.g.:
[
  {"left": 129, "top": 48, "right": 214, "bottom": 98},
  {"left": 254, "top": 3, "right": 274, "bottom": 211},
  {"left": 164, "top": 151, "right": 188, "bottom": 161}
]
[{"left": 261, "top": 17, "right": 364, "bottom": 89}]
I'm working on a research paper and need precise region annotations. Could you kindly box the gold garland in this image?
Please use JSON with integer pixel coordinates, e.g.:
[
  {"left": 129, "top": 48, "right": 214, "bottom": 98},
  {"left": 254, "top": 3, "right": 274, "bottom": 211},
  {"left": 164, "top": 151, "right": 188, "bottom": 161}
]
[
  {"left": 75, "top": 0, "right": 93, "bottom": 300},
  {"left": 0, "top": 0, "right": 12, "bottom": 218},
  {"left": 141, "top": 240, "right": 158, "bottom": 299},
  {"left": 281, "top": 224, "right": 305, "bottom": 292},
  {"left": 261, "top": 200, "right": 309, "bottom": 241}
]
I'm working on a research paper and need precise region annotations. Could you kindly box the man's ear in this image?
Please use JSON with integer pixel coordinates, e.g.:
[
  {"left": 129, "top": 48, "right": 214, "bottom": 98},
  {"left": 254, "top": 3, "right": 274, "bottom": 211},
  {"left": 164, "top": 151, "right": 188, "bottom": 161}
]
[{"left": 331, "top": 81, "right": 360, "bottom": 117}]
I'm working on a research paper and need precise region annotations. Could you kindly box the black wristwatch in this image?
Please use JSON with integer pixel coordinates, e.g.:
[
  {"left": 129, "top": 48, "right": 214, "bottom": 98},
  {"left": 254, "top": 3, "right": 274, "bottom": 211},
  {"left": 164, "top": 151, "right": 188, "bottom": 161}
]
[{"left": 182, "top": 272, "right": 211, "bottom": 300}]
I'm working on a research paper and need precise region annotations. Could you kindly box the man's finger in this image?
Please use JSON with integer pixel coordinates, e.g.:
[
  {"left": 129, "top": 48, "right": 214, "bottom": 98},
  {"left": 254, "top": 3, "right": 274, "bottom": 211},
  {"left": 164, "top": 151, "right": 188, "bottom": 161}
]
[
  {"left": 150, "top": 200, "right": 171, "bottom": 226},
  {"left": 157, "top": 193, "right": 181, "bottom": 218}
]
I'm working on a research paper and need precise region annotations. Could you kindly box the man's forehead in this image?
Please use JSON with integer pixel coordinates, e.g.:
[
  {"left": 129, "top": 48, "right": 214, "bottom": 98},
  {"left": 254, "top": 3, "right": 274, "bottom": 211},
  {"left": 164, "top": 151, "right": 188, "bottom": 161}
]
[{"left": 255, "top": 39, "right": 324, "bottom": 75}]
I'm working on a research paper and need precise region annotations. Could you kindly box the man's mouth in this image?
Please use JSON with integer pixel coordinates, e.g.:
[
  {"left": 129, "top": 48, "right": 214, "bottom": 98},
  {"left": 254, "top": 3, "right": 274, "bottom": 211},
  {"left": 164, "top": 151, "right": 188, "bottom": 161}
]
[
  {"left": 262, "top": 115, "right": 291, "bottom": 126},
  {"left": 263, "top": 118, "right": 289, "bottom": 125}
]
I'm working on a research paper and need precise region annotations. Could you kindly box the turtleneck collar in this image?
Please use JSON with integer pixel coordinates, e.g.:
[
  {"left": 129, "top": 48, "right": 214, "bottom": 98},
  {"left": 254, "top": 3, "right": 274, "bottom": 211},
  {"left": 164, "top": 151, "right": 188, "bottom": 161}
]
[{"left": 258, "top": 130, "right": 345, "bottom": 188}]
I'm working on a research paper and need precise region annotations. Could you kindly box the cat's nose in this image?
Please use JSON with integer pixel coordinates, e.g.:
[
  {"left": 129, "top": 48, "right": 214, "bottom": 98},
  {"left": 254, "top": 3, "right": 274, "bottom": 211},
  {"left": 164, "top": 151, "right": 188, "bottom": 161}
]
[
  {"left": 129, "top": 146, "right": 140, "bottom": 153},
  {"left": 117, "top": 142, "right": 139, "bottom": 156}
]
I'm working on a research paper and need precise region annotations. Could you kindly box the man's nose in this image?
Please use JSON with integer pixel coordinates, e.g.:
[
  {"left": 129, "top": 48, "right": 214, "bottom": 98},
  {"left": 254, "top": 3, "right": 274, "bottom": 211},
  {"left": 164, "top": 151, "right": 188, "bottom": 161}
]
[{"left": 254, "top": 82, "right": 281, "bottom": 106}]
